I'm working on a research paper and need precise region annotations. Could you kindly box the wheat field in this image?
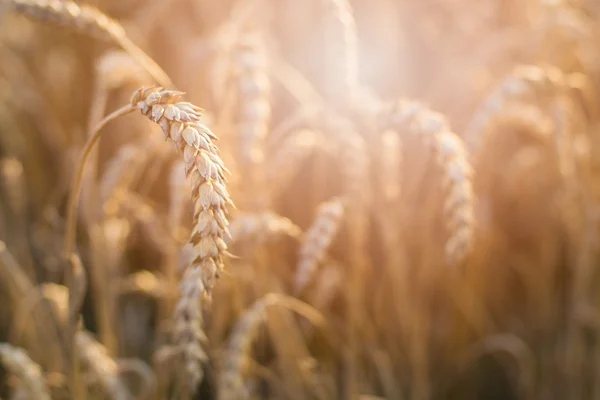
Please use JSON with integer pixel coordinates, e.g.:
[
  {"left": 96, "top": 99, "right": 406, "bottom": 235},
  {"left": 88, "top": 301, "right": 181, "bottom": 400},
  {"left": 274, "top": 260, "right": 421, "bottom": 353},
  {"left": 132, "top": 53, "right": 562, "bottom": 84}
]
[{"left": 0, "top": 0, "right": 598, "bottom": 399}]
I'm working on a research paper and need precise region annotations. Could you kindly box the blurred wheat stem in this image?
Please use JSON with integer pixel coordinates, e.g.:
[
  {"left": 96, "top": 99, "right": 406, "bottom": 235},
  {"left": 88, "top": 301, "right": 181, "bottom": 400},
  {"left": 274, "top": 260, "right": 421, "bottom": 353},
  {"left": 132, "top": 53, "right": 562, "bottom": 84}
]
[
  {"left": 62, "top": 104, "right": 134, "bottom": 398},
  {"left": 219, "top": 293, "right": 329, "bottom": 400},
  {"left": 64, "top": 104, "right": 136, "bottom": 257},
  {"left": 10, "top": 0, "right": 174, "bottom": 88},
  {"left": 117, "top": 37, "right": 174, "bottom": 89}
]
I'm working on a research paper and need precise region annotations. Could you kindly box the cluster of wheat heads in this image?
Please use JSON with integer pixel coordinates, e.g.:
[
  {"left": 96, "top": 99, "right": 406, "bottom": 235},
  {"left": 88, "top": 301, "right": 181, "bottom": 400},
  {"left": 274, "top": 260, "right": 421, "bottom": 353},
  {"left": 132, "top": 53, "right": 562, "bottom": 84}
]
[{"left": 1, "top": 0, "right": 600, "bottom": 399}]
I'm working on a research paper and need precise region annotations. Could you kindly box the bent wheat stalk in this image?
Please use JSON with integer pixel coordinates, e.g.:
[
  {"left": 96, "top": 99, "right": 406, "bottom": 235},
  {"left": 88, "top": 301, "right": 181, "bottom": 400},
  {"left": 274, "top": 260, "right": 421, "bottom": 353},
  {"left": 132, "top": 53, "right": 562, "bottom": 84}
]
[
  {"left": 294, "top": 197, "right": 345, "bottom": 293},
  {"left": 9, "top": 0, "right": 173, "bottom": 88},
  {"left": 383, "top": 100, "right": 475, "bottom": 266},
  {"left": 63, "top": 105, "right": 134, "bottom": 399},
  {"left": 465, "top": 64, "right": 570, "bottom": 155},
  {"left": 65, "top": 87, "right": 231, "bottom": 394},
  {"left": 218, "top": 293, "right": 327, "bottom": 400},
  {"left": 64, "top": 104, "right": 136, "bottom": 257},
  {"left": 129, "top": 87, "right": 233, "bottom": 393}
]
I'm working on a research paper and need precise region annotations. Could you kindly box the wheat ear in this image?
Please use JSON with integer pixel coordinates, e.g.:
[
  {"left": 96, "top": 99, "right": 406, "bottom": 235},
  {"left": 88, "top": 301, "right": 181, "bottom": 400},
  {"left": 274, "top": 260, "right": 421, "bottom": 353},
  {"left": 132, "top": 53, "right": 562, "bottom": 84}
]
[
  {"left": 75, "top": 331, "right": 130, "bottom": 400},
  {"left": 227, "top": 211, "right": 302, "bottom": 245},
  {"left": 234, "top": 33, "right": 270, "bottom": 166},
  {"left": 218, "top": 293, "right": 327, "bottom": 400},
  {"left": 322, "top": 0, "right": 359, "bottom": 98},
  {"left": 294, "top": 197, "right": 345, "bottom": 293},
  {"left": 0, "top": 343, "right": 51, "bottom": 400},
  {"left": 234, "top": 32, "right": 271, "bottom": 209},
  {"left": 9, "top": 0, "right": 173, "bottom": 88},
  {"left": 130, "top": 87, "right": 233, "bottom": 392},
  {"left": 385, "top": 100, "right": 475, "bottom": 266},
  {"left": 465, "top": 64, "right": 570, "bottom": 155}
]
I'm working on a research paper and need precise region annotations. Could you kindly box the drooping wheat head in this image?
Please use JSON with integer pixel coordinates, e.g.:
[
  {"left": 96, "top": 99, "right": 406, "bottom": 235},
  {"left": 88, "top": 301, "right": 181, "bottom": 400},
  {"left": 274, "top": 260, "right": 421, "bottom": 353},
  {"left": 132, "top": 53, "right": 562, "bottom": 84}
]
[
  {"left": 9, "top": 0, "right": 173, "bottom": 88},
  {"left": 130, "top": 87, "right": 233, "bottom": 392},
  {"left": 295, "top": 197, "right": 345, "bottom": 293},
  {"left": 383, "top": 100, "right": 476, "bottom": 266},
  {"left": 465, "top": 64, "right": 573, "bottom": 155}
]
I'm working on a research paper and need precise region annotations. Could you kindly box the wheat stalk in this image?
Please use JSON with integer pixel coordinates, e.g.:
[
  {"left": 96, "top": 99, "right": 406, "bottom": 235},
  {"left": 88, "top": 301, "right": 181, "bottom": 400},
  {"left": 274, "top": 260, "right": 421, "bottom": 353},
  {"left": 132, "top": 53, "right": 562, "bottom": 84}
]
[
  {"left": 130, "top": 86, "right": 233, "bottom": 288},
  {"left": 234, "top": 32, "right": 271, "bottom": 210},
  {"left": 0, "top": 157, "right": 25, "bottom": 219},
  {"left": 64, "top": 103, "right": 137, "bottom": 258},
  {"left": 218, "top": 293, "right": 327, "bottom": 400},
  {"left": 465, "top": 64, "right": 572, "bottom": 155},
  {"left": 130, "top": 87, "right": 233, "bottom": 393},
  {"left": 379, "top": 129, "right": 403, "bottom": 202},
  {"left": 0, "top": 157, "right": 35, "bottom": 280},
  {"left": 383, "top": 100, "right": 476, "bottom": 266},
  {"left": 9, "top": 0, "right": 173, "bottom": 88},
  {"left": 294, "top": 197, "right": 345, "bottom": 293},
  {"left": 0, "top": 343, "right": 51, "bottom": 400},
  {"left": 322, "top": 0, "right": 359, "bottom": 98},
  {"left": 375, "top": 129, "right": 405, "bottom": 289},
  {"left": 234, "top": 33, "right": 270, "bottom": 166},
  {"left": 314, "top": 114, "right": 370, "bottom": 395},
  {"left": 80, "top": 49, "right": 151, "bottom": 233},
  {"left": 75, "top": 331, "right": 131, "bottom": 400},
  {"left": 205, "top": 0, "right": 268, "bottom": 107}
]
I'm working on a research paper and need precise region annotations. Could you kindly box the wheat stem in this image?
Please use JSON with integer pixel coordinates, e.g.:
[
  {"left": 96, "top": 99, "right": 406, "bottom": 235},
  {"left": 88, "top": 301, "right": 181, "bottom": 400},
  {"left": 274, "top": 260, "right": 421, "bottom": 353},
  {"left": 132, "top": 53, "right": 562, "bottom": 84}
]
[
  {"left": 10, "top": 0, "right": 174, "bottom": 88},
  {"left": 63, "top": 104, "right": 135, "bottom": 257}
]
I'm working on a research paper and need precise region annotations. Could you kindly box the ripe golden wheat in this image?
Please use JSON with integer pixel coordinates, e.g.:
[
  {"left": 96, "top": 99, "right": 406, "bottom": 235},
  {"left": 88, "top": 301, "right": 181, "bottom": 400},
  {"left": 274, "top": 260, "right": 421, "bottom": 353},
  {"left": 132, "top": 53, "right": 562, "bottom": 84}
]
[{"left": 1, "top": 0, "right": 599, "bottom": 399}]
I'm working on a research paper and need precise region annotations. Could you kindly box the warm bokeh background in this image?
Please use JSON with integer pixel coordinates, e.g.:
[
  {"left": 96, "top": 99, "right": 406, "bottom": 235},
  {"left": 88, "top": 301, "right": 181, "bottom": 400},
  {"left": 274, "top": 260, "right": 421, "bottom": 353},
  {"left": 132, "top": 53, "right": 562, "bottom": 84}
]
[{"left": 0, "top": 0, "right": 599, "bottom": 399}]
